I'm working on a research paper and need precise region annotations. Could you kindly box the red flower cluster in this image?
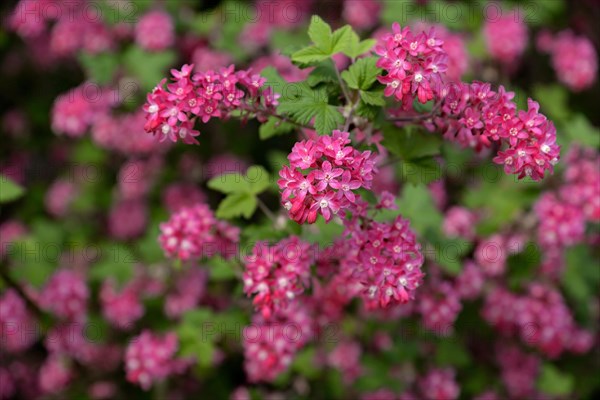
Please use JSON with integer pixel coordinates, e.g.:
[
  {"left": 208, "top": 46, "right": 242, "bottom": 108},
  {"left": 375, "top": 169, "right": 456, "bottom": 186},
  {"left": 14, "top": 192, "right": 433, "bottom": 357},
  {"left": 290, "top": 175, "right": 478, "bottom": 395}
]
[
  {"left": 376, "top": 23, "right": 448, "bottom": 106},
  {"left": 39, "top": 269, "right": 88, "bottom": 321},
  {"left": 278, "top": 130, "right": 376, "bottom": 224},
  {"left": 158, "top": 203, "right": 240, "bottom": 261},
  {"left": 143, "top": 64, "right": 279, "bottom": 144},
  {"left": 432, "top": 82, "right": 560, "bottom": 180},
  {"left": 124, "top": 331, "right": 180, "bottom": 390},
  {"left": 483, "top": 284, "right": 594, "bottom": 357},
  {"left": 243, "top": 237, "right": 313, "bottom": 319},
  {"left": 342, "top": 215, "right": 425, "bottom": 309}
]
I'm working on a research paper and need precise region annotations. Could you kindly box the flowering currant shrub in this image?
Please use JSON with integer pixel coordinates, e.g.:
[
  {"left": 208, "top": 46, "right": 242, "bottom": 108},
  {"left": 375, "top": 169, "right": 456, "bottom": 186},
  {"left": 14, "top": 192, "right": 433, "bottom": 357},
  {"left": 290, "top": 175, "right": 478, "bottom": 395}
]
[{"left": 1, "top": 1, "right": 599, "bottom": 399}]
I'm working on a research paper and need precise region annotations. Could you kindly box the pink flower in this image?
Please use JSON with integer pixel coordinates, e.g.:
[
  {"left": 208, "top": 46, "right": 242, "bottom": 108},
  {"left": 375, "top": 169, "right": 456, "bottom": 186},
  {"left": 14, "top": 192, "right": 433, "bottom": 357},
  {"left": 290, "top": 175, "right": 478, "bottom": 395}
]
[
  {"left": 419, "top": 368, "right": 460, "bottom": 400},
  {"left": 100, "top": 280, "right": 144, "bottom": 330},
  {"left": 40, "top": 269, "right": 88, "bottom": 321},
  {"left": 0, "top": 289, "right": 38, "bottom": 353},
  {"left": 39, "top": 356, "right": 72, "bottom": 395},
  {"left": 549, "top": 30, "right": 597, "bottom": 91},
  {"left": 243, "top": 237, "right": 313, "bottom": 319},
  {"left": 135, "top": 10, "right": 175, "bottom": 51},
  {"left": 483, "top": 11, "right": 528, "bottom": 65},
  {"left": 125, "top": 331, "right": 181, "bottom": 390},
  {"left": 279, "top": 130, "right": 375, "bottom": 224}
]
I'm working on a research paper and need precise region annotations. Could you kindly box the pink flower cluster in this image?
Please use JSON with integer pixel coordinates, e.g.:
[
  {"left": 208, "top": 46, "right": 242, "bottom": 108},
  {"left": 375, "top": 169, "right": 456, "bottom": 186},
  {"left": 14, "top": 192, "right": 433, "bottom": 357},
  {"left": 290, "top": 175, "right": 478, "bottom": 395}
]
[
  {"left": 342, "top": 0, "right": 381, "bottom": 30},
  {"left": 158, "top": 203, "right": 240, "bottom": 260},
  {"left": 418, "top": 280, "right": 462, "bottom": 335},
  {"left": 483, "top": 11, "right": 528, "bottom": 65},
  {"left": 483, "top": 284, "right": 594, "bottom": 357},
  {"left": 376, "top": 23, "right": 448, "bottom": 106},
  {"left": 39, "top": 355, "right": 72, "bottom": 395},
  {"left": 164, "top": 267, "right": 207, "bottom": 319},
  {"left": 419, "top": 368, "right": 461, "bottom": 400},
  {"left": 278, "top": 130, "right": 375, "bottom": 224},
  {"left": 243, "top": 302, "right": 313, "bottom": 382},
  {"left": 243, "top": 237, "right": 313, "bottom": 319},
  {"left": 9, "top": 0, "right": 114, "bottom": 57},
  {"left": 533, "top": 146, "right": 599, "bottom": 252},
  {"left": 92, "top": 111, "right": 168, "bottom": 155},
  {"left": 495, "top": 343, "right": 540, "bottom": 399},
  {"left": 342, "top": 215, "right": 425, "bottom": 309},
  {"left": 51, "top": 83, "right": 115, "bottom": 137},
  {"left": 412, "top": 23, "right": 469, "bottom": 81},
  {"left": 143, "top": 64, "right": 279, "bottom": 144},
  {"left": 442, "top": 206, "right": 478, "bottom": 240},
  {"left": 134, "top": 10, "right": 174, "bottom": 52},
  {"left": 539, "top": 30, "right": 598, "bottom": 91},
  {"left": 434, "top": 82, "right": 560, "bottom": 181},
  {"left": 100, "top": 280, "right": 145, "bottom": 330},
  {"left": 0, "top": 289, "right": 38, "bottom": 353},
  {"left": 39, "top": 269, "right": 89, "bottom": 321},
  {"left": 125, "top": 331, "right": 180, "bottom": 390}
]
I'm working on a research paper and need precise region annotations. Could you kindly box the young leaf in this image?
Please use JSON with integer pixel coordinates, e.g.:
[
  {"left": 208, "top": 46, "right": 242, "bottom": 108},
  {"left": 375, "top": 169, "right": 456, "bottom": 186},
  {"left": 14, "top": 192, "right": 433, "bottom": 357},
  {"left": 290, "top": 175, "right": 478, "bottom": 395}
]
[
  {"left": 0, "top": 175, "right": 25, "bottom": 203},
  {"left": 341, "top": 57, "right": 381, "bottom": 90},
  {"left": 259, "top": 117, "right": 295, "bottom": 140},
  {"left": 216, "top": 192, "right": 257, "bottom": 219},
  {"left": 246, "top": 166, "right": 271, "bottom": 194},
  {"left": 330, "top": 25, "right": 353, "bottom": 54},
  {"left": 278, "top": 85, "right": 343, "bottom": 135},
  {"left": 307, "top": 15, "right": 333, "bottom": 51},
  {"left": 537, "top": 364, "right": 574, "bottom": 396},
  {"left": 292, "top": 46, "right": 330, "bottom": 64},
  {"left": 344, "top": 29, "right": 376, "bottom": 58},
  {"left": 360, "top": 89, "right": 386, "bottom": 106},
  {"left": 207, "top": 173, "right": 250, "bottom": 194}
]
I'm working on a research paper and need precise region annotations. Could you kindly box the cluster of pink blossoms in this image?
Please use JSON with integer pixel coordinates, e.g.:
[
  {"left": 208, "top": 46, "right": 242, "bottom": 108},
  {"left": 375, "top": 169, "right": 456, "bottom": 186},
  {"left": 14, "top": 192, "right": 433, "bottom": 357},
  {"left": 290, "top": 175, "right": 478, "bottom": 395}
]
[
  {"left": 159, "top": 203, "right": 240, "bottom": 260},
  {"left": 164, "top": 267, "right": 207, "bottom": 319},
  {"left": 483, "top": 11, "right": 528, "bottom": 66},
  {"left": 538, "top": 30, "right": 598, "bottom": 91},
  {"left": 534, "top": 146, "right": 599, "bottom": 255},
  {"left": 39, "top": 269, "right": 89, "bottom": 321},
  {"left": 278, "top": 130, "right": 376, "bottom": 224},
  {"left": 342, "top": 214, "right": 425, "bottom": 309},
  {"left": 51, "top": 83, "right": 116, "bottom": 137},
  {"left": 100, "top": 280, "right": 145, "bottom": 330},
  {"left": 242, "top": 301, "right": 313, "bottom": 382},
  {"left": 124, "top": 331, "right": 182, "bottom": 390},
  {"left": 432, "top": 83, "right": 560, "bottom": 181},
  {"left": 134, "top": 10, "right": 175, "bottom": 52},
  {"left": 417, "top": 280, "right": 462, "bottom": 336},
  {"left": 494, "top": 343, "right": 541, "bottom": 399},
  {"left": 483, "top": 284, "right": 594, "bottom": 357},
  {"left": 143, "top": 64, "right": 279, "bottom": 144},
  {"left": 243, "top": 237, "right": 313, "bottom": 319},
  {"left": 375, "top": 23, "right": 448, "bottom": 106},
  {"left": 0, "top": 289, "right": 38, "bottom": 353}
]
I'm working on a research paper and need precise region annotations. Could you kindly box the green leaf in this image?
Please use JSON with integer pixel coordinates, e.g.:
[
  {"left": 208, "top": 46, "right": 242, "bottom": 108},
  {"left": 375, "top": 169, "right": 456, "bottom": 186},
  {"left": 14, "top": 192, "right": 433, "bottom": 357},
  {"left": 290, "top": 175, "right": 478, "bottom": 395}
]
[
  {"left": 435, "top": 339, "right": 471, "bottom": 367},
  {"left": 537, "top": 364, "right": 574, "bottom": 396},
  {"left": 0, "top": 175, "right": 25, "bottom": 203},
  {"left": 292, "top": 46, "right": 330, "bottom": 64},
  {"left": 208, "top": 173, "right": 250, "bottom": 194},
  {"left": 206, "top": 256, "right": 236, "bottom": 281},
  {"left": 344, "top": 30, "right": 376, "bottom": 58},
  {"left": 307, "top": 15, "right": 333, "bottom": 51},
  {"left": 564, "top": 114, "right": 600, "bottom": 149},
  {"left": 383, "top": 125, "right": 443, "bottom": 160},
  {"left": 396, "top": 184, "right": 443, "bottom": 236},
  {"left": 427, "top": 233, "right": 471, "bottom": 275},
  {"left": 307, "top": 61, "right": 338, "bottom": 86},
  {"left": 259, "top": 117, "right": 296, "bottom": 140},
  {"left": 123, "top": 47, "right": 176, "bottom": 92},
  {"left": 216, "top": 192, "right": 257, "bottom": 219},
  {"left": 359, "top": 89, "right": 386, "bottom": 106},
  {"left": 246, "top": 165, "right": 271, "bottom": 194},
  {"left": 341, "top": 57, "right": 381, "bottom": 90},
  {"left": 78, "top": 52, "right": 119, "bottom": 85},
  {"left": 398, "top": 157, "right": 442, "bottom": 185},
  {"left": 533, "top": 84, "right": 571, "bottom": 124},
  {"left": 278, "top": 85, "right": 343, "bottom": 135},
  {"left": 507, "top": 242, "right": 541, "bottom": 290},
  {"left": 89, "top": 244, "right": 137, "bottom": 284},
  {"left": 330, "top": 25, "right": 353, "bottom": 54}
]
